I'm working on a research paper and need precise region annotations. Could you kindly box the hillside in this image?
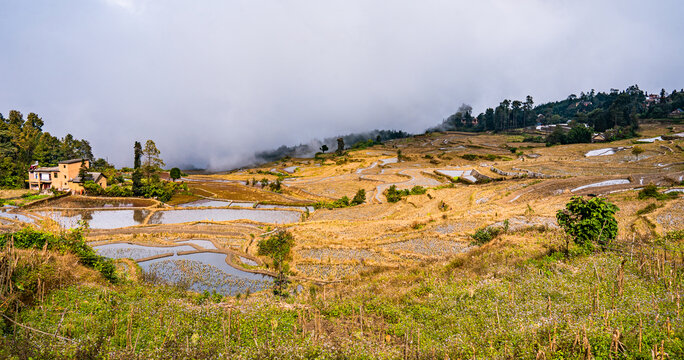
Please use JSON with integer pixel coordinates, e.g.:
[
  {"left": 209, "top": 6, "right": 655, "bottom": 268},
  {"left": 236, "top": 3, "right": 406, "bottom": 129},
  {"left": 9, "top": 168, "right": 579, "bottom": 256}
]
[{"left": 1, "top": 122, "right": 684, "bottom": 358}]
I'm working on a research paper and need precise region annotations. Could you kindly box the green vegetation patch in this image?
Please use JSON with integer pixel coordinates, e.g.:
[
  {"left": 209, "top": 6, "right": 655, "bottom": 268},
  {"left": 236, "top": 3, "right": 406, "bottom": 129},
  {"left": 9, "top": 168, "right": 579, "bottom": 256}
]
[
  {"left": 385, "top": 185, "right": 426, "bottom": 203},
  {"left": 638, "top": 184, "right": 679, "bottom": 201},
  {"left": 0, "top": 226, "right": 116, "bottom": 282}
]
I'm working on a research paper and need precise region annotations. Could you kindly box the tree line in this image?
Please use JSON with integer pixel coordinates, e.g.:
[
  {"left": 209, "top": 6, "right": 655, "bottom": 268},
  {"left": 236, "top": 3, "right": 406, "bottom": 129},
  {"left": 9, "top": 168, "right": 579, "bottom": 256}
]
[
  {"left": 0, "top": 110, "right": 109, "bottom": 188},
  {"left": 430, "top": 85, "right": 683, "bottom": 136}
]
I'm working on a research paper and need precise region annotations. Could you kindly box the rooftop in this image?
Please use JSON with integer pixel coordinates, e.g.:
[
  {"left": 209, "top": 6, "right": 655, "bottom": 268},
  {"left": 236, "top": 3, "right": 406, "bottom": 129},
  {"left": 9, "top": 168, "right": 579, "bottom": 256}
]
[
  {"left": 58, "top": 158, "right": 87, "bottom": 164},
  {"left": 71, "top": 172, "right": 105, "bottom": 183},
  {"left": 31, "top": 167, "right": 59, "bottom": 172}
]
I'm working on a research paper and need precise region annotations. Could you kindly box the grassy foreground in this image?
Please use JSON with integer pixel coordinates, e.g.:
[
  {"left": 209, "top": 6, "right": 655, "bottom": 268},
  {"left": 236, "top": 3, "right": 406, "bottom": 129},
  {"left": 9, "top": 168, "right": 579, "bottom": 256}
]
[{"left": 1, "top": 229, "right": 683, "bottom": 359}]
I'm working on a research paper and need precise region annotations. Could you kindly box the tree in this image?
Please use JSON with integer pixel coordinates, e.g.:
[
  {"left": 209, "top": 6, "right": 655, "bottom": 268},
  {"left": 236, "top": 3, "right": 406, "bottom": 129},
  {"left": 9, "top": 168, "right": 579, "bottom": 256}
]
[
  {"left": 320, "top": 144, "right": 328, "bottom": 153},
  {"left": 632, "top": 146, "right": 644, "bottom": 161},
  {"left": 142, "top": 140, "right": 165, "bottom": 182},
  {"left": 523, "top": 95, "right": 534, "bottom": 126},
  {"left": 546, "top": 126, "right": 566, "bottom": 146},
  {"left": 134, "top": 141, "right": 142, "bottom": 169},
  {"left": 132, "top": 141, "right": 143, "bottom": 194},
  {"left": 566, "top": 124, "right": 593, "bottom": 144},
  {"left": 336, "top": 138, "right": 345, "bottom": 156},
  {"left": 78, "top": 159, "right": 92, "bottom": 183},
  {"left": 556, "top": 196, "right": 619, "bottom": 252},
  {"left": 484, "top": 108, "right": 495, "bottom": 131},
  {"left": 257, "top": 230, "right": 295, "bottom": 296},
  {"left": 170, "top": 167, "right": 181, "bottom": 182},
  {"left": 351, "top": 189, "right": 366, "bottom": 205}
]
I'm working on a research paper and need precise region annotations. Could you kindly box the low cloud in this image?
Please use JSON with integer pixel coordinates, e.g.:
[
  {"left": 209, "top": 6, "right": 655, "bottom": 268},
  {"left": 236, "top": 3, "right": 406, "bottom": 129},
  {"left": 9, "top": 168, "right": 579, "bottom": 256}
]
[{"left": 1, "top": 0, "right": 682, "bottom": 170}]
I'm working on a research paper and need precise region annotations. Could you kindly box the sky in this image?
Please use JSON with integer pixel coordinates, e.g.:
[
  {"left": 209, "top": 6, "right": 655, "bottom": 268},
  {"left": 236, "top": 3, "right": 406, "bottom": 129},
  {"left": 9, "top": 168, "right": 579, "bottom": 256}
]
[{"left": 1, "top": 0, "right": 683, "bottom": 170}]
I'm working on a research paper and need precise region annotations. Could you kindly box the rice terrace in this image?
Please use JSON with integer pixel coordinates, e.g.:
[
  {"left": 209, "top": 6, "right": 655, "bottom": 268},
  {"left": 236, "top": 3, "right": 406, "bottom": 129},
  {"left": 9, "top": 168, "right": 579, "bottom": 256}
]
[{"left": 2, "top": 1, "right": 684, "bottom": 359}]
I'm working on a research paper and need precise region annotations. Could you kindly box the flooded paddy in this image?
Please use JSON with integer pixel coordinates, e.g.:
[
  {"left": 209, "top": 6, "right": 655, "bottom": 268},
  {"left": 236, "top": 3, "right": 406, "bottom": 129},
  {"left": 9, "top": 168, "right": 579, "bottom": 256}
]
[
  {"left": 239, "top": 256, "right": 258, "bottom": 266},
  {"left": 584, "top": 147, "right": 629, "bottom": 157},
  {"left": 147, "top": 208, "right": 300, "bottom": 225},
  {"left": 93, "top": 242, "right": 272, "bottom": 295},
  {"left": 571, "top": 179, "right": 630, "bottom": 192},
  {"left": 93, "top": 243, "right": 195, "bottom": 260},
  {"left": 138, "top": 252, "right": 273, "bottom": 295},
  {"left": 178, "top": 199, "right": 232, "bottom": 208},
  {"left": 36, "top": 207, "right": 301, "bottom": 229},
  {"left": 46, "top": 196, "right": 156, "bottom": 209},
  {"left": 36, "top": 209, "right": 150, "bottom": 229},
  {"left": 435, "top": 169, "right": 478, "bottom": 182},
  {"left": 176, "top": 239, "right": 217, "bottom": 249},
  {"left": 229, "top": 202, "right": 256, "bottom": 208},
  {"left": 0, "top": 210, "right": 35, "bottom": 224},
  {"left": 256, "top": 204, "right": 314, "bottom": 212}
]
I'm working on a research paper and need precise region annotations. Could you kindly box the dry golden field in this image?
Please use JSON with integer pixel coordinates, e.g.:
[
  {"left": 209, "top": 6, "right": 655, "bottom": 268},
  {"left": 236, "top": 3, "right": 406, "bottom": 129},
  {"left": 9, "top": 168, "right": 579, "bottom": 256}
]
[{"left": 13, "top": 122, "right": 671, "bottom": 282}]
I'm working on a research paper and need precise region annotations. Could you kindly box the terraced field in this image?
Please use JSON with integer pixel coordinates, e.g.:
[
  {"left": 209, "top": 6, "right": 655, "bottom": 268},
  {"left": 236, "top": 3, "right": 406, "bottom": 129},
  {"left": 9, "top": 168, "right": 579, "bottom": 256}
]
[{"left": 3, "top": 123, "right": 683, "bottom": 287}]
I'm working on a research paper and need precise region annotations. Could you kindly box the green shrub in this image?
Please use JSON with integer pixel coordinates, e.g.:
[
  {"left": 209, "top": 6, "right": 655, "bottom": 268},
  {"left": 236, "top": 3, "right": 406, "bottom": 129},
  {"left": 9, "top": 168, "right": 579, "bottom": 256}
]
[
  {"left": 315, "top": 190, "right": 365, "bottom": 209},
  {"left": 104, "top": 184, "right": 134, "bottom": 197},
  {"left": 385, "top": 185, "right": 404, "bottom": 203},
  {"left": 556, "top": 196, "right": 619, "bottom": 251},
  {"left": 384, "top": 185, "right": 427, "bottom": 203},
  {"left": 83, "top": 181, "right": 104, "bottom": 195},
  {"left": 409, "top": 186, "right": 426, "bottom": 195},
  {"left": 258, "top": 230, "right": 294, "bottom": 296},
  {"left": 351, "top": 189, "right": 366, "bottom": 205},
  {"left": 470, "top": 227, "right": 502, "bottom": 245},
  {"left": 638, "top": 184, "right": 678, "bottom": 200}
]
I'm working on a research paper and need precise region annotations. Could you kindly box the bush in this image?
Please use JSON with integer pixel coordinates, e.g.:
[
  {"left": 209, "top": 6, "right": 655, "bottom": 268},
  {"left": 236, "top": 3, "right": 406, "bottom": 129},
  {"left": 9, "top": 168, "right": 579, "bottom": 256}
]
[
  {"left": 315, "top": 190, "right": 365, "bottom": 209},
  {"left": 546, "top": 124, "right": 593, "bottom": 146},
  {"left": 385, "top": 185, "right": 404, "bottom": 203},
  {"left": 638, "top": 184, "right": 678, "bottom": 200},
  {"left": 351, "top": 189, "right": 366, "bottom": 205},
  {"left": 104, "top": 184, "right": 134, "bottom": 197},
  {"left": 83, "top": 181, "right": 104, "bottom": 196},
  {"left": 409, "top": 186, "right": 426, "bottom": 195},
  {"left": 138, "top": 180, "right": 185, "bottom": 202},
  {"left": 0, "top": 226, "right": 117, "bottom": 282},
  {"left": 169, "top": 167, "right": 182, "bottom": 181},
  {"left": 556, "top": 196, "right": 619, "bottom": 251},
  {"left": 385, "top": 185, "right": 427, "bottom": 203},
  {"left": 470, "top": 227, "right": 502, "bottom": 245},
  {"left": 258, "top": 230, "right": 295, "bottom": 296}
]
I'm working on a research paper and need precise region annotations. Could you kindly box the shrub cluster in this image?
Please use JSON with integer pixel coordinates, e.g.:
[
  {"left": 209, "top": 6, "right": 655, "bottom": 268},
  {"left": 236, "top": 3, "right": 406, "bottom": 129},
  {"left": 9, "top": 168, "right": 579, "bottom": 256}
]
[
  {"left": 637, "top": 184, "right": 678, "bottom": 200},
  {"left": 460, "top": 153, "right": 509, "bottom": 161},
  {"left": 470, "top": 227, "right": 501, "bottom": 245},
  {"left": 385, "top": 185, "right": 426, "bottom": 203},
  {"left": 83, "top": 180, "right": 186, "bottom": 202},
  {"left": 315, "top": 189, "right": 366, "bottom": 209}
]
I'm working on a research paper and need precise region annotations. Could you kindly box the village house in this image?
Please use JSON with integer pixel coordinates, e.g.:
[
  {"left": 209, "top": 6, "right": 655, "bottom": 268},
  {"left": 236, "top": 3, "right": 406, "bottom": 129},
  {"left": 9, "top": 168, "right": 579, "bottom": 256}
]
[
  {"left": 644, "top": 94, "right": 661, "bottom": 107},
  {"left": 670, "top": 108, "right": 684, "bottom": 118},
  {"left": 27, "top": 159, "right": 107, "bottom": 194}
]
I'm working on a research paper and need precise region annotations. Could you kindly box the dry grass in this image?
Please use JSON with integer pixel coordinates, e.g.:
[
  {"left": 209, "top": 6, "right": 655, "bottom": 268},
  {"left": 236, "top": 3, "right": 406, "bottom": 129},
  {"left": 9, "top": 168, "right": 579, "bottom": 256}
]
[
  {"left": 0, "top": 189, "right": 34, "bottom": 199},
  {"left": 7, "top": 123, "right": 683, "bottom": 284}
]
